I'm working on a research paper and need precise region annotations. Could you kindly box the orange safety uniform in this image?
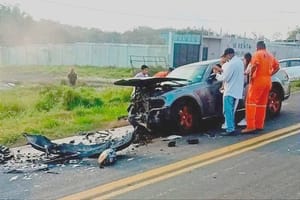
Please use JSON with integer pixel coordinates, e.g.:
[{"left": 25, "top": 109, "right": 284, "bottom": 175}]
[
  {"left": 154, "top": 71, "right": 169, "bottom": 78},
  {"left": 245, "top": 49, "right": 279, "bottom": 129}
]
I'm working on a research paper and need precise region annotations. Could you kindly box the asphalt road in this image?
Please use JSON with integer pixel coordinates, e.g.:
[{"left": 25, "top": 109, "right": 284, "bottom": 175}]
[
  {"left": 0, "top": 92, "right": 299, "bottom": 200},
  {"left": 115, "top": 132, "right": 300, "bottom": 200}
]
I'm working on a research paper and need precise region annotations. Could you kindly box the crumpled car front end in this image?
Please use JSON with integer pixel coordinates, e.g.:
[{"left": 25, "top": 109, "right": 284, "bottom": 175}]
[
  {"left": 145, "top": 96, "right": 171, "bottom": 130},
  {"left": 114, "top": 77, "right": 187, "bottom": 133}
]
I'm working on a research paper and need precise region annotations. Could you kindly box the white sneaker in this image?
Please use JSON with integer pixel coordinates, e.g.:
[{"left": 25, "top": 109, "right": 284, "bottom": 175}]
[
  {"left": 221, "top": 123, "right": 227, "bottom": 129},
  {"left": 237, "top": 118, "right": 247, "bottom": 126}
]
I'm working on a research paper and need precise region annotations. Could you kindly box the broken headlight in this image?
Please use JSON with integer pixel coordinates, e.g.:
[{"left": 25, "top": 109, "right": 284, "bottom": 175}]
[{"left": 149, "top": 98, "right": 165, "bottom": 109}]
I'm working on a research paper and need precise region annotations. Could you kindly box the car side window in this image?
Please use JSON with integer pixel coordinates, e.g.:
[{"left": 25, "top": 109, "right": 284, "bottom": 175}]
[{"left": 290, "top": 60, "right": 300, "bottom": 67}]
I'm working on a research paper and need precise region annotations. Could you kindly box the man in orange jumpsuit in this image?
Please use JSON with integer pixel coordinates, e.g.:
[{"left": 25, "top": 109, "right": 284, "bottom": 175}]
[{"left": 242, "top": 41, "right": 279, "bottom": 133}]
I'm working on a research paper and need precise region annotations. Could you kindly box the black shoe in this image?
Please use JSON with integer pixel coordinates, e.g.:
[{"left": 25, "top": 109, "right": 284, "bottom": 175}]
[{"left": 220, "top": 131, "right": 238, "bottom": 136}]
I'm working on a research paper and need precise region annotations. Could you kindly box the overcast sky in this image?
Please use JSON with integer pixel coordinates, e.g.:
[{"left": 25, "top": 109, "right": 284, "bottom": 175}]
[{"left": 1, "top": 0, "right": 300, "bottom": 40}]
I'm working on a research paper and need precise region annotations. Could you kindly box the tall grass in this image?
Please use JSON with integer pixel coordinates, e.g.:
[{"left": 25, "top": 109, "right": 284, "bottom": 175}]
[
  {"left": 0, "top": 84, "right": 131, "bottom": 146},
  {"left": 291, "top": 80, "right": 300, "bottom": 92}
]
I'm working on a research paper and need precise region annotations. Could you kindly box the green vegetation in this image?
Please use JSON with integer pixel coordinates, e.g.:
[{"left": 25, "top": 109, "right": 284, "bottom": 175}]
[
  {"left": 0, "top": 65, "right": 166, "bottom": 80},
  {"left": 291, "top": 80, "right": 300, "bottom": 92},
  {"left": 0, "top": 65, "right": 134, "bottom": 79},
  {"left": 0, "top": 84, "right": 132, "bottom": 146}
]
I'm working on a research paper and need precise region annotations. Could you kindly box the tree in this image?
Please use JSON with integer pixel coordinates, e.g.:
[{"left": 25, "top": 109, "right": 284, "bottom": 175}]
[{"left": 287, "top": 26, "right": 300, "bottom": 40}]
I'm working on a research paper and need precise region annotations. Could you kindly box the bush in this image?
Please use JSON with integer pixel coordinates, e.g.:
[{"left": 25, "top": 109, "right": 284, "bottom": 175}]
[
  {"left": 36, "top": 87, "right": 62, "bottom": 111},
  {"left": 36, "top": 86, "right": 104, "bottom": 111},
  {"left": 62, "top": 88, "right": 103, "bottom": 110},
  {"left": 0, "top": 102, "right": 25, "bottom": 119}
]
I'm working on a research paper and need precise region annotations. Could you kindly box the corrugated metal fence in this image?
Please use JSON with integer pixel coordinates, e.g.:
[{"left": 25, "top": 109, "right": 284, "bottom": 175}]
[
  {"left": 1, "top": 40, "right": 299, "bottom": 67},
  {"left": 0, "top": 43, "right": 169, "bottom": 67}
]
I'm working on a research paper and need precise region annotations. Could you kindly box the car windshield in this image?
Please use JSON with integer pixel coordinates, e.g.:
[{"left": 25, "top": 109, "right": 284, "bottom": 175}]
[{"left": 167, "top": 63, "right": 208, "bottom": 83}]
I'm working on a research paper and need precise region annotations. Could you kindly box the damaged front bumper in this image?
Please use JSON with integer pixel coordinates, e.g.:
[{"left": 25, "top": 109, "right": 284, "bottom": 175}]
[
  {"left": 147, "top": 106, "right": 171, "bottom": 129},
  {"left": 128, "top": 105, "right": 171, "bottom": 131}
]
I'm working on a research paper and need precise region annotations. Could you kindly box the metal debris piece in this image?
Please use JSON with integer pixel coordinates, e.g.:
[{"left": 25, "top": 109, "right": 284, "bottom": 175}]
[
  {"left": 9, "top": 175, "right": 19, "bottom": 181},
  {"left": 0, "top": 145, "right": 13, "bottom": 163},
  {"left": 168, "top": 141, "right": 176, "bottom": 147},
  {"left": 162, "top": 135, "right": 182, "bottom": 141},
  {"left": 187, "top": 137, "right": 199, "bottom": 144},
  {"left": 4, "top": 164, "right": 48, "bottom": 174},
  {"left": 22, "top": 130, "right": 134, "bottom": 164},
  {"left": 132, "top": 125, "right": 152, "bottom": 145},
  {"left": 97, "top": 148, "right": 117, "bottom": 168}
]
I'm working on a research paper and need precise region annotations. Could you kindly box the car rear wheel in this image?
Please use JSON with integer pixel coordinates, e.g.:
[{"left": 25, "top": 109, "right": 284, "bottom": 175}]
[
  {"left": 267, "top": 88, "right": 282, "bottom": 118},
  {"left": 171, "top": 99, "right": 200, "bottom": 134}
]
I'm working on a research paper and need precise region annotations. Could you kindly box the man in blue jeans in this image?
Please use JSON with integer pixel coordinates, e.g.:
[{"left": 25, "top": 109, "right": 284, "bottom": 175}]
[{"left": 213, "top": 48, "right": 244, "bottom": 136}]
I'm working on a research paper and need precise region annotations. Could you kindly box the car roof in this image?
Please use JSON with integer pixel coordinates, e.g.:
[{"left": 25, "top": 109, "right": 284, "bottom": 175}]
[{"left": 279, "top": 58, "right": 300, "bottom": 62}]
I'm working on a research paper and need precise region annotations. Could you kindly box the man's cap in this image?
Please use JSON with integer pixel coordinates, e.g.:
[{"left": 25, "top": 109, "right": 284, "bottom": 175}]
[{"left": 221, "top": 48, "right": 235, "bottom": 57}]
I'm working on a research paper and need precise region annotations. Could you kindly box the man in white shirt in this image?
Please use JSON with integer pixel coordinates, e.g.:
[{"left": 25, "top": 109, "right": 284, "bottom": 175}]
[
  {"left": 135, "top": 65, "right": 149, "bottom": 78},
  {"left": 213, "top": 48, "right": 244, "bottom": 136}
]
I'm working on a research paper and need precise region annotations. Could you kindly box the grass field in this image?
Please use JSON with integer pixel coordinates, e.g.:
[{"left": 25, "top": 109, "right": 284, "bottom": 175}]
[
  {"left": 0, "top": 65, "right": 146, "bottom": 146},
  {"left": 0, "top": 84, "right": 132, "bottom": 146}
]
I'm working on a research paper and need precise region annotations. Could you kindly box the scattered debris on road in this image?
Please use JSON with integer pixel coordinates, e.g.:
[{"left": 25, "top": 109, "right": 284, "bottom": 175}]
[
  {"left": 187, "top": 137, "right": 200, "bottom": 144},
  {"left": 167, "top": 141, "right": 176, "bottom": 147},
  {"left": 0, "top": 128, "right": 136, "bottom": 174},
  {"left": 0, "top": 145, "right": 13, "bottom": 164},
  {"left": 161, "top": 135, "right": 182, "bottom": 141}
]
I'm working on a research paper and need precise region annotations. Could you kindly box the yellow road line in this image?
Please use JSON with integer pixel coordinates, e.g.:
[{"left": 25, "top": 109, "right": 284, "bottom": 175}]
[{"left": 61, "top": 123, "right": 300, "bottom": 200}]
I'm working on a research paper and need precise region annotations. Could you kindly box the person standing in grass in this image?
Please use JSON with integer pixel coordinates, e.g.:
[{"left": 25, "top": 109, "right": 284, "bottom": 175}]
[{"left": 67, "top": 67, "right": 77, "bottom": 86}]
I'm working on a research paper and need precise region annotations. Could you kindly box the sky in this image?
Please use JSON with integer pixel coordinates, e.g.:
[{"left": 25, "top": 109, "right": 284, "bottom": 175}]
[{"left": 1, "top": 0, "right": 300, "bottom": 40}]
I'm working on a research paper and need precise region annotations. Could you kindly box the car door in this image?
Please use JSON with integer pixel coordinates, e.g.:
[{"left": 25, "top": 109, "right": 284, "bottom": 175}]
[
  {"left": 202, "top": 64, "right": 223, "bottom": 116},
  {"left": 286, "top": 60, "right": 300, "bottom": 80}
]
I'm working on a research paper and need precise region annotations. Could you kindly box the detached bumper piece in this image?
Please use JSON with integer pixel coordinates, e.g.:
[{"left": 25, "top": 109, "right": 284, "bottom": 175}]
[
  {"left": 23, "top": 131, "right": 134, "bottom": 162},
  {"left": 0, "top": 131, "right": 135, "bottom": 174}
]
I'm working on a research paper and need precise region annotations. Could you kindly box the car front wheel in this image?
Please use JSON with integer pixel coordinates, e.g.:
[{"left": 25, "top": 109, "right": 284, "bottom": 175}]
[
  {"left": 267, "top": 88, "right": 282, "bottom": 118},
  {"left": 171, "top": 99, "right": 200, "bottom": 134}
]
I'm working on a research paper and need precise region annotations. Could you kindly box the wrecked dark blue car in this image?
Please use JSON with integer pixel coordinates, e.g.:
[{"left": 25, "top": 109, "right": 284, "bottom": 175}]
[{"left": 115, "top": 59, "right": 290, "bottom": 134}]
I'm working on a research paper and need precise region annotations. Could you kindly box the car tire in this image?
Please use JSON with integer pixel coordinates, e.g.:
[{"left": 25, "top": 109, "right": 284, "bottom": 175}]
[
  {"left": 171, "top": 99, "right": 200, "bottom": 134},
  {"left": 267, "top": 87, "right": 282, "bottom": 118}
]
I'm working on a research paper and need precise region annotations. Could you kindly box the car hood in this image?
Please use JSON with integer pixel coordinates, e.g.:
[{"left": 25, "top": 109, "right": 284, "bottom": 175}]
[{"left": 114, "top": 77, "right": 188, "bottom": 87}]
